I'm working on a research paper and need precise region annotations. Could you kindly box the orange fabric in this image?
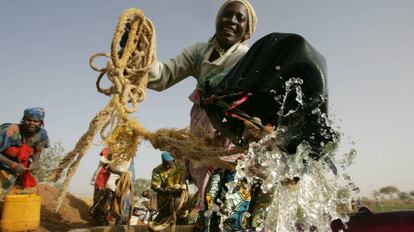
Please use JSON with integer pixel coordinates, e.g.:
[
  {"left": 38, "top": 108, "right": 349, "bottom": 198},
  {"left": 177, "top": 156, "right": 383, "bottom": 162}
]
[
  {"left": 17, "top": 144, "right": 34, "bottom": 165},
  {"left": 3, "top": 146, "right": 20, "bottom": 158},
  {"left": 3, "top": 144, "right": 37, "bottom": 188},
  {"left": 18, "top": 144, "right": 37, "bottom": 188},
  {"left": 100, "top": 147, "right": 108, "bottom": 158},
  {"left": 20, "top": 170, "right": 37, "bottom": 188},
  {"left": 95, "top": 166, "right": 110, "bottom": 188}
]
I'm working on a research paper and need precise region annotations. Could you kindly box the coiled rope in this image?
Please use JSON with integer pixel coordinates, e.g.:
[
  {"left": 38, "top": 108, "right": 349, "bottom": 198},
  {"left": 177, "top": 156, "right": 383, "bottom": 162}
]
[
  {"left": 49, "top": 8, "right": 156, "bottom": 212},
  {"left": 49, "top": 8, "right": 243, "bottom": 213}
]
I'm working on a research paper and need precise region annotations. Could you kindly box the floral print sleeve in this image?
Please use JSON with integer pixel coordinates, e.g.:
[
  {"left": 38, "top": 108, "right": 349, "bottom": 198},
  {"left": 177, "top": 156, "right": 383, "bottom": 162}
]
[
  {"left": 0, "top": 124, "right": 21, "bottom": 152},
  {"left": 0, "top": 123, "right": 49, "bottom": 152}
]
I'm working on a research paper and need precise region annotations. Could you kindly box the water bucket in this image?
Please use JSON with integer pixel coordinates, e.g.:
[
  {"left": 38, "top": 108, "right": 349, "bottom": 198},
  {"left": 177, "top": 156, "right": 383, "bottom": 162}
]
[{"left": 0, "top": 194, "right": 41, "bottom": 231}]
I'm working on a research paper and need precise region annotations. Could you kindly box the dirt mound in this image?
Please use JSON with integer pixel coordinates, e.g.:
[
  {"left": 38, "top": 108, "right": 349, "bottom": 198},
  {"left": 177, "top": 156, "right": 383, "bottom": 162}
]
[{"left": 36, "top": 184, "right": 92, "bottom": 231}]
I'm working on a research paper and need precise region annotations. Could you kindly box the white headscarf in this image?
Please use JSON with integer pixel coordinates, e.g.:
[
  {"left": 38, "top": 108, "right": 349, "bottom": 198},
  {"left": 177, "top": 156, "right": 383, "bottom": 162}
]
[{"left": 215, "top": 0, "right": 257, "bottom": 43}]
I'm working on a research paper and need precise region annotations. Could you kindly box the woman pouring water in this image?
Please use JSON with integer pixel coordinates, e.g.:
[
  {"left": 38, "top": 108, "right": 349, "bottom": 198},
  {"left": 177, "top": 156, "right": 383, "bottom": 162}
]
[{"left": 145, "top": 0, "right": 257, "bottom": 227}]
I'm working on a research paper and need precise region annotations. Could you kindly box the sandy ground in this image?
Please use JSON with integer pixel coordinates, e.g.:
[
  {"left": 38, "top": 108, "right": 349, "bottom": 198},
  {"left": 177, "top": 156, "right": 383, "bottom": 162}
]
[{"left": 36, "top": 184, "right": 92, "bottom": 231}]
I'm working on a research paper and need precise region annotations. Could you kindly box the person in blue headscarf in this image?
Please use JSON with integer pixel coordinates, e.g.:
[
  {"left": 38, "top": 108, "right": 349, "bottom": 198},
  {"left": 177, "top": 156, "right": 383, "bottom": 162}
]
[
  {"left": 151, "top": 151, "right": 187, "bottom": 224},
  {"left": 0, "top": 107, "right": 49, "bottom": 199}
]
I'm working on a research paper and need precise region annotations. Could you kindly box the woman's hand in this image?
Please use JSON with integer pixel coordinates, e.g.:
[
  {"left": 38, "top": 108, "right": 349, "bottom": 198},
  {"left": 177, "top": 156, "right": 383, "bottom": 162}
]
[
  {"left": 242, "top": 117, "right": 273, "bottom": 144},
  {"left": 29, "top": 161, "right": 39, "bottom": 174},
  {"left": 11, "top": 162, "right": 26, "bottom": 175}
]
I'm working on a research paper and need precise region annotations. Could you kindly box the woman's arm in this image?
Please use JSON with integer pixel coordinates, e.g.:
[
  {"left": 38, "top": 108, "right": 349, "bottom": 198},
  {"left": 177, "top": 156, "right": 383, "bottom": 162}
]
[
  {"left": 151, "top": 170, "right": 165, "bottom": 194},
  {"left": 107, "top": 165, "right": 123, "bottom": 176},
  {"left": 147, "top": 43, "right": 205, "bottom": 91},
  {"left": 0, "top": 153, "right": 25, "bottom": 174}
]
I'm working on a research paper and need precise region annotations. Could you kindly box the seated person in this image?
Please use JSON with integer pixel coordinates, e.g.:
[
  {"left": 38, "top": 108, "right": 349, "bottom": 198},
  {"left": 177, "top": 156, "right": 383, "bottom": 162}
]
[{"left": 130, "top": 189, "right": 154, "bottom": 225}]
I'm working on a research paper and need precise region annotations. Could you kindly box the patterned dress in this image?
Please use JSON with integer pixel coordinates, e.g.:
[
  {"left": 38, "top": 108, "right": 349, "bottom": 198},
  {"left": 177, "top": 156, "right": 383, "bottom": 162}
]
[
  {"left": 147, "top": 39, "right": 248, "bottom": 208},
  {"left": 147, "top": 38, "right": 253, "bottom": 231}
]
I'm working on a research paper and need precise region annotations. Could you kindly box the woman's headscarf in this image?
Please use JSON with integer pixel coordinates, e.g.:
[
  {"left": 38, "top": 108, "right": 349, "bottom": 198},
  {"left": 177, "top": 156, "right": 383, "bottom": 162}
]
[
  {"left": 215, "top": 0, "right": 257, "bottom": 43},
  {"left": 161, "top": 151, "right": 174, "bottom": 162},
  {"left": 23, "top": 107, "right": 45, "bottom": 121}
]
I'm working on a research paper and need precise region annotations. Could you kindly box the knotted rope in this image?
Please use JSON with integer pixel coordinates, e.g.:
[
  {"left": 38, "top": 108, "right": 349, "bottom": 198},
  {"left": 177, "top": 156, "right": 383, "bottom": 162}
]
[
  {"left": 49, "top": 8, "right": 156, "bottom": 212},
  {"left": 49, "top": 8, "right": 244, "bottom": 213}
]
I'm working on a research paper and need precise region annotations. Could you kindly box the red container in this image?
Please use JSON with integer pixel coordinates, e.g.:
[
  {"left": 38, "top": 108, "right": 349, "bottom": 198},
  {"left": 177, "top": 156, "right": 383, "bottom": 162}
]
[{"left": 331, "top": 207, "right": 414, "bottom": 232}]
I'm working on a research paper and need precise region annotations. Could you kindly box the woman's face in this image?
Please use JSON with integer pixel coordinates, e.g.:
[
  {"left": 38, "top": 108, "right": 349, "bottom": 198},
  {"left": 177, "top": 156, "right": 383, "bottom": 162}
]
[
  {"left": 162, "top": 160, "right": 175, "bottom": 170},
  {"left": 216, "top": 2, "right": 248, "bottom": 50},
  {"left": 22, "top": 117, "right": 42, "bottom": 133}
]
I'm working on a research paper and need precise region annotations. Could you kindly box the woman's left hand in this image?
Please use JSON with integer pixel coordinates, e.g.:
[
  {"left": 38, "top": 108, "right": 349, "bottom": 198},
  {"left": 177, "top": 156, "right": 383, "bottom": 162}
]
[{"left": 29, "top": 162, "right": 39, "bottom": 174}]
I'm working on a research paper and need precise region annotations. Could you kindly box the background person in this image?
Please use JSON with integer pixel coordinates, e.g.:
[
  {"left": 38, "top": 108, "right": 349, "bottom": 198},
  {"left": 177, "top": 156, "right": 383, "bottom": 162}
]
[
  {"left": 0, "top": 107, "right": 49, "bottom": 199},
  {"left": 88, "top": 147, "right": 135, "bottom": 226},
  {"left": 88, "top": 147, "right": 121, "bottom": 226},
  {"left": 151, "top": 151, "right": 187, "bottom": 225},
  {"left": 130, "top": 189, "right": 154, "bottom": 225}
]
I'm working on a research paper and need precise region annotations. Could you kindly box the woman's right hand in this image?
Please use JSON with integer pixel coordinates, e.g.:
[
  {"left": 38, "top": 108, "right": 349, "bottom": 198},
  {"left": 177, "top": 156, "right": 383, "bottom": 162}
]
[{"left": 12, "top": 162, "right": 26, "bottom": 175}]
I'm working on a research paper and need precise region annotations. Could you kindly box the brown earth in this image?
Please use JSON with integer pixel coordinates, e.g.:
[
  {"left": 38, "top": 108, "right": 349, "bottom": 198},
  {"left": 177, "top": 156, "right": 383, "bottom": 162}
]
[
  {"left": 32, "top": 184, "right": 196, "bottom": 231},
  {"left": 36, "top": 184, "right": 93, "bottom": 231}
]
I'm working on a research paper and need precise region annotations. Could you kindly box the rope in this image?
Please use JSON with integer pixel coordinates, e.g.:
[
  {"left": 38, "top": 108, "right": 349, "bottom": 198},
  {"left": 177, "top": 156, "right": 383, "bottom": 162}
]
[
  {"left": 49, "top": 8, "right": 156, "bottom": 212},
  {"left": 49, "top": 7, "right": 248, "bottom": 213},
  {"left": 148, "top": 128, "right": 243, "bottom": 170},
  {"left": 112, "top": 172, "right": 134, "bottom": 222},
  {"left": 148, "top": 188, "right": 189, "bottom": 232}
]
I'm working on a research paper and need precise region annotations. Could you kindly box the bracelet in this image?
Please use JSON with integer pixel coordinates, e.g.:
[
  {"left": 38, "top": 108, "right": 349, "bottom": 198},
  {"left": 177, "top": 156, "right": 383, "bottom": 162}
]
[{"left": 10, "top": 162, "right": 17, "bottom": 170}]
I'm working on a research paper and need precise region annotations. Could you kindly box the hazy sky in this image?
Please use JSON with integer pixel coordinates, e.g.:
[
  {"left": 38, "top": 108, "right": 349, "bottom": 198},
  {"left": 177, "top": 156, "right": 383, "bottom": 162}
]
[{"left": 1, "top": 0, "right": 413, "bottom": 197}]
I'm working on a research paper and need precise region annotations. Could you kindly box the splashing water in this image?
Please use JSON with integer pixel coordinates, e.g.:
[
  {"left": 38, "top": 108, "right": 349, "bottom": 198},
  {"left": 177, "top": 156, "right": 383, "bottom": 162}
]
[
  {"left": 223, "top": 77, "right": 357, "bottom": 231},
  {"left": 235, "top": 137, "right": 353, "bottom": 231}
]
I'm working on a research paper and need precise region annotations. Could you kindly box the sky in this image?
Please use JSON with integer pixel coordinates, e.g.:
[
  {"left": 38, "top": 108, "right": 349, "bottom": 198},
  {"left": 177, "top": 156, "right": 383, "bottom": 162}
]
[{"left": 0, "top": 0, "right": 413, "bottom": 197}]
